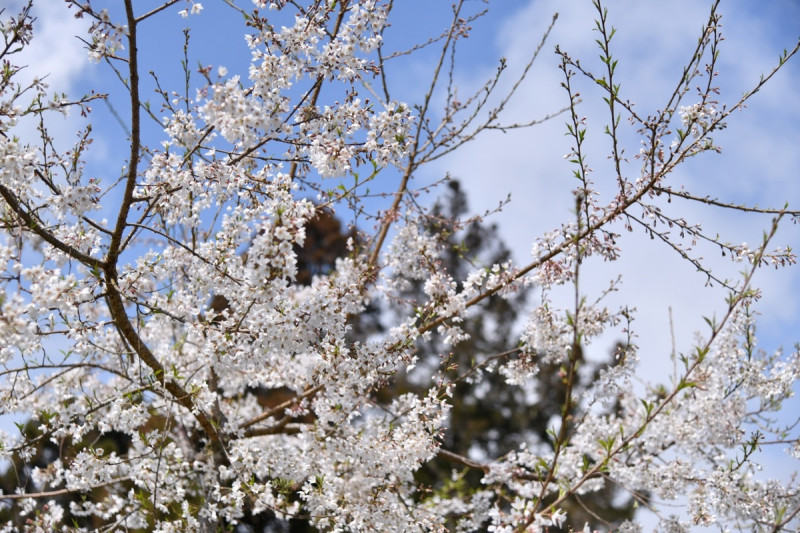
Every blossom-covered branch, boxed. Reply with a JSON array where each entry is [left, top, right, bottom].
[[0, 0, 798, 531]]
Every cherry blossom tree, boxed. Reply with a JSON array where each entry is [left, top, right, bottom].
[[1, 0, 799, 531]]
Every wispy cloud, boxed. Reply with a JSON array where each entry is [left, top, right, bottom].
[[14, 0, 90, 90], [422, 0, 799, 378], [8, 0, 92, 147]]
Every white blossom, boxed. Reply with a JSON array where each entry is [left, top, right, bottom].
[[0, 1, 798, 531]]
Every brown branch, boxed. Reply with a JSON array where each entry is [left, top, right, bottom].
[[420, 13, 560, 164], [239, 385, 323, 430], [436, 449, 489, 473], [135, 0, 181, 23], [102, 277, 227, 454], [653, 187, 799, 216], [93, 0, 228, 461], [106, 0, 142, 266], [0, 183, 104, 270], [367, 2, 468, 270], [366, 163, 412, 271], [771, 502, 800, 533], [0, 478, 128, 501], [243, 421, 307, 438]]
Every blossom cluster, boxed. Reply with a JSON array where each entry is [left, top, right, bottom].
[[0, 1, 798, 532]]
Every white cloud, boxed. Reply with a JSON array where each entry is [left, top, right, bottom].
[[5, 0, 94, 151], [11, 0, 90, 91], [422, 0, 800, 382]]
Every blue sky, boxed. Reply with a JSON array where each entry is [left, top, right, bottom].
[[8, 0, 800, 526], [399, 1, 800, 360]]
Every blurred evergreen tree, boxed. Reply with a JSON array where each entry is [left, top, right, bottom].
[[386, 181, 637, 531]]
